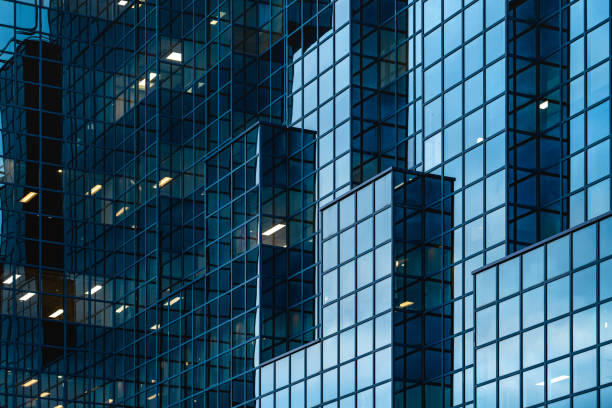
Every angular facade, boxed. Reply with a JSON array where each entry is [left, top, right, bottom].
[[0, 0, 609, 407]]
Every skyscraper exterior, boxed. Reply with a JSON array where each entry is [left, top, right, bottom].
[[0, 0, 609, 407]]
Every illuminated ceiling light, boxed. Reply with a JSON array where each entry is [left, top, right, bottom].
[[118, 0, 128, 5], [210, 19, 218, 25], [476, 137, 484, 143], [539, 99, 549, 110], [153, 176, 173, 189], [19, 192, 37, 203], [54, 405, 64, 408], [49, 309, 64, 319], [605, 321, 609, 328], [22, 379, 38, 387], [19, 292, 35, 301], [550, 375, 570, 384], [163, 296, 181, 306], [86, 285, 103, 295], [535, 381, 545, 386], [40, 392, 50, 397], [89, 184, 102, 195], [115, 305, 128, 313], [150, 324, 160, 330], [57, 169, 63, 173], [218, 11, 226, 17], [165, 51, 182, 62], [262, 223, 286, 236], [399, 301, 414, 308], [147, 394, 157, 400], [3, 274, 22, 285], [116, 207, 128, 217], [138, 72, 157, 90], [108, 398, 114, 403], [394, 181, 405, 190]]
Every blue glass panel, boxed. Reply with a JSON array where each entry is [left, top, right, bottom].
[[476, 343, 496, 383], [499, 296, 519, 337], [573, 307, 596, 351], [499, 335, 519, 376], [523, 286, 544, 328], [573, 224, 597, 268], [476, 382, 495, 406], [476, 305, 496, 345], [547, 236, 570, 278], [601, 301, 612, 342], [574, 391, 597, 408], [523, 367, 544, 406], [587, 0, 609, 28], [587, 101, 610, 144], [465, 36, 484, 76], [548, 277, 569, 319], [339, 362, 355, 396], [476, 267, 496, 307], [523, 327, 544, 368], [587, 23, 610, 67], [547, 317, 570, 359], [601, 344, 612, 384], [523, 247, 544, 288], [499, 375, 520, 408], [464, 0, 483, 40], [573, 349, 596, 392], [573, 266, 596, 309], [547, 357, 570, 400]]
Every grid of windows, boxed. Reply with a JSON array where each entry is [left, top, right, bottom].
[[474, 214, 612, 407], [0, 0, 609, 407]]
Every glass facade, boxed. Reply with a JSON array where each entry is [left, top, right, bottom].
[[474, 214, 612, 407], [0, 0, 608, 407]]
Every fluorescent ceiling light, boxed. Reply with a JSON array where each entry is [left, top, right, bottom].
[[262, 223, 286, 236], [116, 207, 128, 217], [476, 137, 484, 143], [153, 176, 173, 189], [115, 305, 128, 313], [165, 51, 182, 62], [535, 381, 545, 386], [118, 0, 128, 5], [138, 72, 157, 90], [49, 309, 64, 319], [399, 301, 414, 308], [394, 182, 405, 190], [3, 274, 22, 285], [89, 184, 102, 195], [147, 394, 157, 400], [164, 296, 181, 306], [22, 379, 38, 387], [40, 392, 50, 397], [20, 192, 37, 203], [210, 19, 218, 25], [539, 100, 549, 110], [86, 285, 103, 295], [54, 405, 64, 408], [150, 324, 160, 330], [19, 292, 35, 301], [550, 375, 570, 384]]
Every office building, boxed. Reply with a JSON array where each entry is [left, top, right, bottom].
[[0, 0, 609, 407]]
